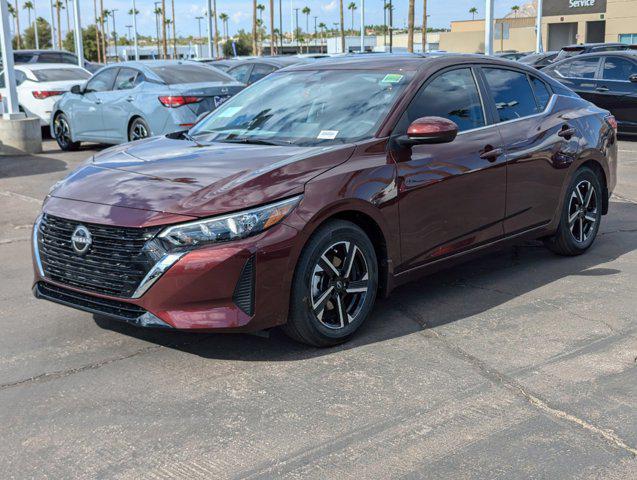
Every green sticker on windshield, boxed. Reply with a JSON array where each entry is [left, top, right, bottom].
[[381, 74, 403, 83]]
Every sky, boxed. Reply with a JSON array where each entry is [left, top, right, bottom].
[[15, 0, 528, 39]]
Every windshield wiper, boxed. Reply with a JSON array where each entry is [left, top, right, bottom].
[[220, 137, 291, 146]]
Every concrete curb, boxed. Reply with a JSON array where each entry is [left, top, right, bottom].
[[0, 117, 42, 156]]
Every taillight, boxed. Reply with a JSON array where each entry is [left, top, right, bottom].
[[158, 96, 203, 108], [32, 90, 65, 99], [605, 114, 618, 131]]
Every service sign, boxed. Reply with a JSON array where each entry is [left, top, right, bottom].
[[543, 0, 607, 16]]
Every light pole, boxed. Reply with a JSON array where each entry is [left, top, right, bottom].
[[206, 0, 214, 57], [278, 0, 283, 51], [126, 24, 132, 39], [536, 0, 543, 53], [313, 15, 317, 47], [72, 0, 83, 67], [111, 9, 118, 61], [388, 0, 393, 53], [196, 16, 203, 42], [154, 2, 161, 59], [132, 0, 139, 60], [360, 0, 364, 53], [33, 0, 40, 49], [294, 7, 299, 49], [49, 0, 57, 49], [484, 0, 494, 55], [0, 0, 21, 117]]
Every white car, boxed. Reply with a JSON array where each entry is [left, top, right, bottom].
[[0, 63, 91, 126]]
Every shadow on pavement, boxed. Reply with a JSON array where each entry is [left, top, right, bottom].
[[0, 153, 68, 179], [94, 200, 637, 361]]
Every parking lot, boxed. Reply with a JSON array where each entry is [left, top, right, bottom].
[[0, 138, 636, 478]]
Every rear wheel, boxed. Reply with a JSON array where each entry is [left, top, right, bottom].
[[128, 117, 150, 142], [53, 113, 81, 151], [282, 220, 378, 347], [545, 167, 602, 256]]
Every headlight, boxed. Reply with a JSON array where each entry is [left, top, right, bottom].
[[158, 195, 301, 250]]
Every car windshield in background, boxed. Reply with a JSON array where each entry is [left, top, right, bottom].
[[190, 70, 414, 146], [150, 64, 233, 84], [555, 48, 584, 61], [33, 68, 91, 81]]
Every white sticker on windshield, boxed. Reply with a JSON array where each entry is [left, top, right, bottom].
[[218, 106, 242, 118], [317, 130, 339, 140]]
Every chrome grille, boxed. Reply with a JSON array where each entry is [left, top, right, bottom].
[[37, 214, 159, 298]]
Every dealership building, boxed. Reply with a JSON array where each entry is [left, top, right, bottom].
[[432, 0, 637, 53]]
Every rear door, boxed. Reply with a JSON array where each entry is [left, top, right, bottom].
[[481, 66, 581, 233], [248, 63, 278, 84], [102, 67, 143, 142], [546, 56, 602, 103], [595, 56, 637, 134], [394, 66, 507, 270]]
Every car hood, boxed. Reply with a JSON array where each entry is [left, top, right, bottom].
[[49, 135, 355, 218]]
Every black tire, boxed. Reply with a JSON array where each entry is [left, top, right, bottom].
[[282, 220, 378, 347], [545, 167, 603, 256], [128, 117, 150, 142], [53, 112, 81, 151]]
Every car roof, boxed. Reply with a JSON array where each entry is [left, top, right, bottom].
[[561, 43, 626, 49], [14, 49, 75, 54], [15, 63, 87, 71], [227, 56, 315, 68], [557, 51, 637, 60]]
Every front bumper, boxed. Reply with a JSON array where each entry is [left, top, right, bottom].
[[33, 210, 302, 332]]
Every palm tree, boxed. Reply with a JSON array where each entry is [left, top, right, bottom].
[[339, 0, 344, 52], [269, 0, 275, 55], [511, 5, 520, 17], [153, 6, 162, 57], [94, 0, 101, 62], [54, 0, 64, 50], [171, 0, 176, 58], [14, 1, 22, 49], [302, 6, 310, 34], [7, 3, 18, 48], [407, 0, 414, 52], [422, 0, 427, 52], [318, 21, 326, 50], [347, 2, 356, 32], [102, 8, 110, 56], [160, 0, 167, 59], [213, 0, 220, 59], [23, 2, 34, 28], [469, 7, 478, 20], [252, 0, 257, 55], [99, 0, 106, 62], [219, 12, 229, 41], [64, 0, 70, 35]]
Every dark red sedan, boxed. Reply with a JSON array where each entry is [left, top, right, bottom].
[[32, 54, 618, 346]]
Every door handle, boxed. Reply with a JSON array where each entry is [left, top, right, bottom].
[[595, 86, 609, 92], [479, 146, 503, 161], [94, 99, 102, 105], [558, 126, 576, 138], [126, 96, 134, 102]]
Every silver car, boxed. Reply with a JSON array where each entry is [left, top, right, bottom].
[[51, 60, 244, 151]]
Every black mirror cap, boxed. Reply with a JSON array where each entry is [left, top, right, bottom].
[[629, 74, 637, 83], [70, 84, 83, 95]]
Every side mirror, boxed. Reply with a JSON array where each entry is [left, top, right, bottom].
[[629, 74, 637, 83], [397, 116, 459, 146], [70, 84, 83, 95]]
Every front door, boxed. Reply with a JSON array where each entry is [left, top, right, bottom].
[[72, 67, 118, 140], [393, 67, 507, 271]]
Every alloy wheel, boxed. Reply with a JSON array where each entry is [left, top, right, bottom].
[[131, 121, 149, 141], [568, 180, 598, 243], [310, 241, 370, 329], [54, 115, 71, 146]]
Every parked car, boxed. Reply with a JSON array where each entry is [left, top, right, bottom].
[[518, 51, 559, 69], [0, 63, 92, 125], [51, 60, 244, 150], [553, 43, 631, 63], [494, 51, 530, 61], [225, 56, 315, 85], [543, 51, 637, 135], [196, 56, 258, 72], [12, 49, 102, 73], [33, 54, 617, 346]]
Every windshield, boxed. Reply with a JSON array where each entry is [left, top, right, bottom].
[[150, 64, 234, 84], [190, 69, 414, 146], [555, 48, 585, 61], [33, 68, 91, 81]]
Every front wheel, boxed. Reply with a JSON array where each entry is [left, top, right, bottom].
[[283, 220, 378, 347], [53, 113, 81, 151], [545, 167, 603, 256]]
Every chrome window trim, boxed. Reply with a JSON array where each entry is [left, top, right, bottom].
[[458, 93, 558, 136]]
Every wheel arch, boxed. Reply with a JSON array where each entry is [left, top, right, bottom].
[[126, 115, 145, 141], [581, 159, 609, 215]]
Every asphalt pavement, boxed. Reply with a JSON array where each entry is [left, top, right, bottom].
[[0, 139, 636, 479]]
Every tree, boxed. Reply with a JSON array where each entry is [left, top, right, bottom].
[[269, 0, 275, 55], [23, 2, 34, 28], [318, 21, 326, 48], [12, 1, 22, 49], [161, 0, 167, 59], [302, 6, 310, 33], [171, 0, 176, 58], [511, 5, 520, 17], [252, 0, 257, 55], [23, 17, 52, 49], [407, 0, 414, 52], [347, 2, 356, 32], [54, 1, 64, 50], [7, 3, 20, 49], [219, 13, 229, 41], [222, 29, 252, 56], [93, 0, 101, 62], [62, 24, 103, 62], [469, 7, 478, 20], [422, 0, 427, 52]]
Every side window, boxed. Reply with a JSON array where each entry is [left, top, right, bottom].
[[249, 64, 277, 84], [38, 52, 64, 63], [602, 57, 637, 81], [15, 70, 28, 86], [530, 76, 552, 111], [227, 64, 252, 84], [115, 68, 139, 90], [568, 57, 600, 79], [61, 53, 78, 64], [483, 68, 539, 121], [85, 68, 118, 93], [403, 68, 485, 132]]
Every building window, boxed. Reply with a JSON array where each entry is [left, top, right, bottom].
[[619, 33, 637, 44]]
